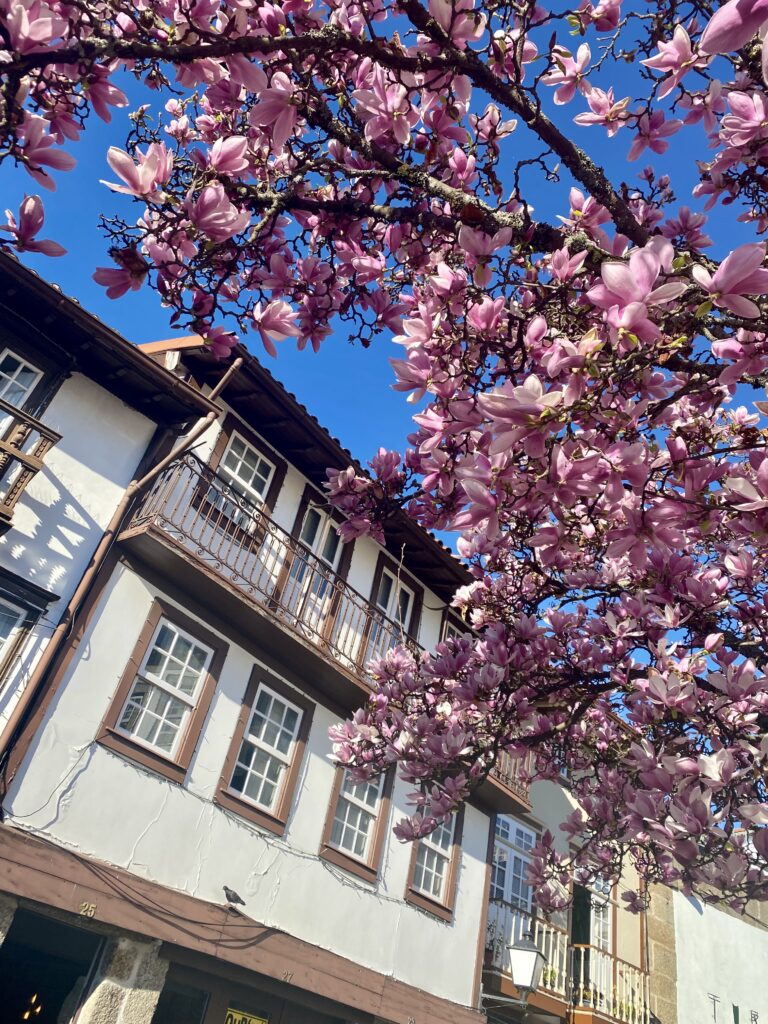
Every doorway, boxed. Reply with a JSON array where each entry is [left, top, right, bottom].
[[0, 908, 103, 1023]]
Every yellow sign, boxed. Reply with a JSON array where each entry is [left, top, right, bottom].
[[225, 1010, 269, 1024]]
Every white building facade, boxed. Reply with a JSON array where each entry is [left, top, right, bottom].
[[0, 258, 703, 1024], [0, 259, 527, 1024]]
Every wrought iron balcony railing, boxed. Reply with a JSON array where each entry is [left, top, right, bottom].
[[122, 453, 532, 802], [486, 899, 650, 1024], [122, 453, 421, 683], [0, 398, 62, 529]]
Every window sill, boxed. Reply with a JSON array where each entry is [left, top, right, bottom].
[[319, 843, 379, 884], [404, 887, 455, 922], [97, 728, 187, 784], [214, 788, 288, 837]]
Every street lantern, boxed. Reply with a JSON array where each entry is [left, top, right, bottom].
[[507, 933, 546, 1001]]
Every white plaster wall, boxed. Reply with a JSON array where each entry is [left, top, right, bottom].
[[1, 373, 154, 601], [673, 890, 768, 1024], [0, 373, 155, 725], [7, 563, 489, 1006]]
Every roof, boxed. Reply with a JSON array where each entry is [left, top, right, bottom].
[[142, 337, 473, 600], [0, 254, 218, 425]]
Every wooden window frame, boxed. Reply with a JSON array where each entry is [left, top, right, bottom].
[[215, 668, 314, 836], [0, 327, 67, 418], [209, 413, 287, 516], [0, 568, 58, 683], [368, 551, 423, 644], [266, 482, 356, 632], [97, 599, 227, 784], [319, 766, 394, 883], [404, 807, 464, 922], [290, 483, 354, 579]]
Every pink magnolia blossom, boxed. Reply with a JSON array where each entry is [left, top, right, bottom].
[[428, 0, 486, 48], [250, 73, 300, 149], [252, 300, 300, 357], [93, 253, 148, 299], [187, 183, 251, 242], [102, 144, 172, 197], [691, 242, 768, 318], [4, 0, 67, 53], [573, 87, 631, 136], [641, 26, 708, 97], [700, 0, 768, 83], [542, 45, 591, 105], [1, 195, 66, 256], [627, 110, 683, 161], [208, 136, 250, 175], [719, 91, 768, 148], [352, 68, 419, 146], [204, 326, 239, 359], [18, 116, 76, 190]]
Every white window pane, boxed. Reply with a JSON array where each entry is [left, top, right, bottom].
[[300, 508, 321, 547], [0, 599, 24, 651], [218, 433, 275, 504], [229, 685, 303, 811], [329, 771, 384, 861], [119, 680, 187, 755], [376, 573, 392, 611], [0, 350, 41, 408], [414, 844, 448, 901]]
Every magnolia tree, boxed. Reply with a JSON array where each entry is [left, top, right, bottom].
[[2, 0, 768, 911]]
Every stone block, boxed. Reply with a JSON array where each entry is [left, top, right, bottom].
[[0, 893, 17, 944]]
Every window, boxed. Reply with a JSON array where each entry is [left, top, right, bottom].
[[330, 772, 383, 859], [0, 569, 58, 686], [98, 601, 226, 783], [375, 569, 413, 631], [366, 556, 421, 664], [0, 349, 42, 410], [116, 620, 213, 757], [443, 619, 464, 642], [590, 877, 613, 951], [228, 684, 303, 812], [491, 818, 537, 910], [0, 598, 26, 660], [216, 670, 314, 836], [320, 768, 392, 881], [284, 503, 342, 633], [219, 432, 275, 506], [206, 415, 287, 522], [406, 810, 463, 919], [413, 817, 455, 901]]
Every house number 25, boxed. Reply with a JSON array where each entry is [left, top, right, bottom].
[[79, 901, 97, 918]]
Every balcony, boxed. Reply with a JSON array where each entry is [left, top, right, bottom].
[[122, 453, 420, 678], [571, 945, 649, 1024], [0, 398, 62, 531], [486, 899, 570, 1001], [120, 454, 531, 807], [485, 899, 649, 1024]]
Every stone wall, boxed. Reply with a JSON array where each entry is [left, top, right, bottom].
[[76, 936, 168, 1024], [646, 886, 678, 1024]]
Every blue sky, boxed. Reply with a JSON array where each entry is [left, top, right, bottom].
[[0, 50, 753, 468]]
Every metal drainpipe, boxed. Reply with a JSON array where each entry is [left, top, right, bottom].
[[0, 357, 243, 769]]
